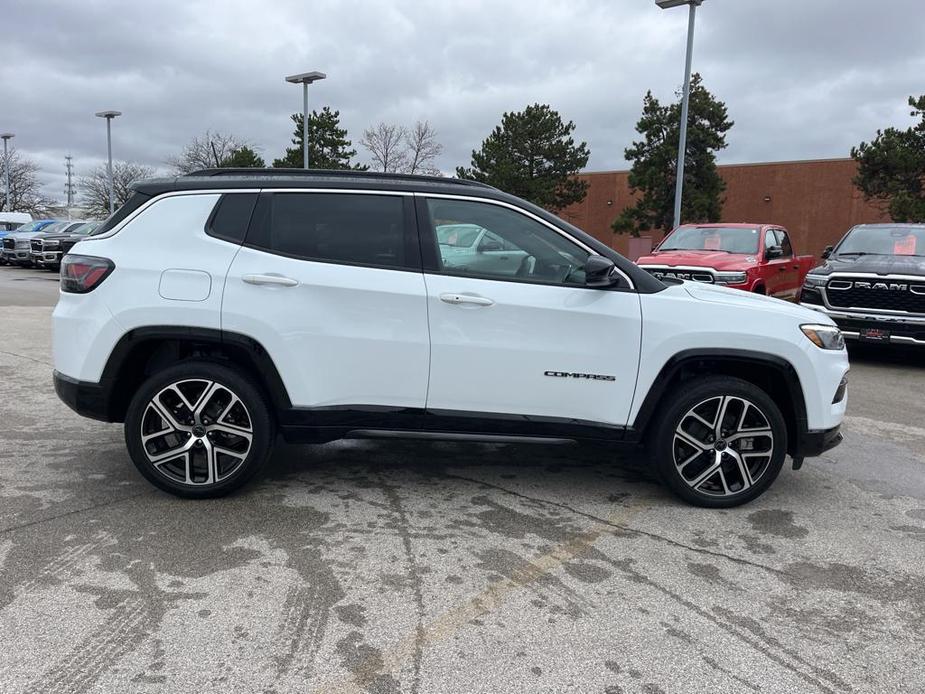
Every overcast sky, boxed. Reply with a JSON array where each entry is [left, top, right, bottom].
[[3, 0, 924, 203]]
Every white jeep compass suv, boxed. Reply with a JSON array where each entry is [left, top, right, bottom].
[[53, 169, 848, 507]]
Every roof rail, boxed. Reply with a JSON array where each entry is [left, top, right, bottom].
[[185, 168, 495, 189]]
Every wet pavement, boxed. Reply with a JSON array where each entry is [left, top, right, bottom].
[[1, 268, 924, 693]]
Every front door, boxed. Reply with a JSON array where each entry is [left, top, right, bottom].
[[419, 195, 642, 436]]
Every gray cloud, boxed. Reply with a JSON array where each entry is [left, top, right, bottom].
[[2, 0, 923, 204]]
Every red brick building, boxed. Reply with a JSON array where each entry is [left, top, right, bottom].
[[558, 158, 890, 261]]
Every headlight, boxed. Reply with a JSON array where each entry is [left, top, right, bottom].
[[715, 271, 747, 285], [43, 240, 59, 248], [801, 324, 845, 350], [803, 274, 827, 289]]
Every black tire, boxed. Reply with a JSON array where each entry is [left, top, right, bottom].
[[649, 376, 787, 508], [124, 360, 275, 498]]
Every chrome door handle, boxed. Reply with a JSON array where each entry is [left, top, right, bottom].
[[439, 292, 494, 307], [242, 274, 299, 287]]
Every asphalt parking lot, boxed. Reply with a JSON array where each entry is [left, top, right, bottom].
[[1, 265, 924, 694]]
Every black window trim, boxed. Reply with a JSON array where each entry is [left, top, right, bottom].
[[415, 192, 637, 292], [241, 188, 422, 273]]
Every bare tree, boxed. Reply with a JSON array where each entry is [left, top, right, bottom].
[[361, 123, 409, 173], [0, 147, 53, 213], [79, 161, 155, 218], [405, 121, 443, 176], [167, 130, 247, 174]]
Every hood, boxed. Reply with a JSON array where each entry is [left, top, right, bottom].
[[33, 232, 78, 242], [636, 250, 754, 270], [683, 281, 833, 323], [810, 253, 925, 278]]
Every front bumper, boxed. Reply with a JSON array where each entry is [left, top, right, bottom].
[[793, 425, 843, 459], [801, 302, 925, 346], [54, 371, 115, 422], [31, 250, 62, 266], [2, 248, 32, 263]]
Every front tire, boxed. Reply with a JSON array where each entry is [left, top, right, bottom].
[[650, 376, 787, 508], [124, 360, 275, 498]]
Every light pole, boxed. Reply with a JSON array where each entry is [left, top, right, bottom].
[[284, 71, 326, 168], [656, 0, 704, 230], [95, 110, 122, 214], [1, 133, 13, 211]]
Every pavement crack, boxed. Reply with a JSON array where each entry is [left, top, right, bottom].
[[0, 349, 53, 367], [0, 491, 152, 535], [442, 473, 788, 578], [380, 475, 424, 694]]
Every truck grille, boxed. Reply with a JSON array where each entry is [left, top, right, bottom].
[[641, 267, 715, 284], [31, 239, 43, 252], [826, 276, 925, 314], [2, 238, 14, 251]]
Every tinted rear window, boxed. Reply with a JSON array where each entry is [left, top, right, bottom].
[[246, 192, 414, 270], [207, 193, 258, 244]]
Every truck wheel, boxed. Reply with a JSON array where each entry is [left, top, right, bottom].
[[124, 360, 275, 498], [649, 376, 787, 508]]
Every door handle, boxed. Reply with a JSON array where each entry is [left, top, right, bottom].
[[778, 267, 786, 272], [242, 274, 299, 287], [440, 292, 494, 307]]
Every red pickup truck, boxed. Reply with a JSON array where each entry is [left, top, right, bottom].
[[635, 223, 814, 301]]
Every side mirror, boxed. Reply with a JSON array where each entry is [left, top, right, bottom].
[[765, 246, 783, 260], [585, 254, 620, 288], [821, 245, 833, 260], [478, 239, 502, 252]]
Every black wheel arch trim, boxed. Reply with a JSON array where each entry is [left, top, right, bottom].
[[92, 326, 292, 421], [628, 348, 809, 453]]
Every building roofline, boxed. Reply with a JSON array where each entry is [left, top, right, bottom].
[[580, 156, 855, 176]]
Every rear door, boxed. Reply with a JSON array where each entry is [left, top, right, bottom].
[[419, 195, 642, 437], [222, 190, 430, 416]]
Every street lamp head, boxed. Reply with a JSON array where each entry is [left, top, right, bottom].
[[0, 133, 13, 140], [656, 0, 703, 8], [95, 110, 122, 119], [285, 71, 327, 85]]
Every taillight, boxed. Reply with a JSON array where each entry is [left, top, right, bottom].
[[60, 255, 115, 293]]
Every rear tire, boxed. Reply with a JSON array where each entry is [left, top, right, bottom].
[[124, 360, 275, 498], [649, 376, 787, 508]]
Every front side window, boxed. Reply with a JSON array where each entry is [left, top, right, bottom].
[[764, 229, 779, 254], [247, 193, 413, 270], [426, 198, 590, 285]]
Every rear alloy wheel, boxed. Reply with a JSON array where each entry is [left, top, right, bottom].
[[125, 361, 274, 498], [651, 376, 787, 507]]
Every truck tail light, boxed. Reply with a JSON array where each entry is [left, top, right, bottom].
[[60, 255, 115, 293]]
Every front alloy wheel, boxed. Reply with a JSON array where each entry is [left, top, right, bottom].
[[673, 395, 775, 497], [125, 361, 274, 498], [652, 376, 787, 507]]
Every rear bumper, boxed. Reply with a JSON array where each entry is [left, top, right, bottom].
[[800, 303, 925, 346], [53, 371, 114, 422]]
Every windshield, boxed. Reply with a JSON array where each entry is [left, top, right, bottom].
[[72, 221, 100, 236], [436, 224, 483, 248], [41, 222, 69, 234], [12, 220, 54, 233], [659, 226, 760, 254], [836, 225, 925, 257]]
